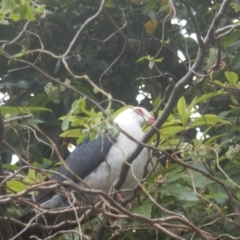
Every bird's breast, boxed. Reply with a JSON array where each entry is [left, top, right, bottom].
[[83, 128, 148, 193]]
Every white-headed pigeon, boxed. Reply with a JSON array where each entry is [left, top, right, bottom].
[[15, 106, 154, 239]]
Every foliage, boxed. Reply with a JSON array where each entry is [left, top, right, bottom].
[[1, 0, 240, 239]]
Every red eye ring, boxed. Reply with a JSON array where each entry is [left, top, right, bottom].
[[134, 108, 143, 115]]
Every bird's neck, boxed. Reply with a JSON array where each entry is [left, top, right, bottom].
[[116, 120, 143, 136]]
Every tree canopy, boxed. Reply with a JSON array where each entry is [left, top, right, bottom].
[[1, 0, 240, 239]]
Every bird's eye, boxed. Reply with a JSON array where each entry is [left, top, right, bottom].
[[134, 108, 143, 115]]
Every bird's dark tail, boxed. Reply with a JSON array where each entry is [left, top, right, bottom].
[[13, 213, 50, 239], [14, 210, 84, 239]]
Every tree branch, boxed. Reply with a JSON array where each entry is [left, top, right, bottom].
[[0, 111, 13, 240]]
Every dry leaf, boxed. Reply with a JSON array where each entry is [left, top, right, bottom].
[[144, 19, 158, 35]]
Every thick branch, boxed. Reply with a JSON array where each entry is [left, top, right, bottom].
[[113, 0, 231, 191], [204, 0, 232, 44], [180, 0, 205, 49], [215, 23, 240, 39]]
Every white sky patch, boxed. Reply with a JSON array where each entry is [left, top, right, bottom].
[[171, 18, 187, 27], [171, 18, 198, 44], [68, 143, 76, 152], [191, 111, 208, 140], [196, 127, 209, 139], [178, 50, 186, 61], [136, 93, 145, 102], [191, 111, 201, 118], [180, 20, 187, 26], [0, 78, 10, 103], [0, 92, 10, 104], [137, 84, 151, 103], [190, 33, 197, 42], [181, 29, 187, 35], [11, 154, 19, 165], [171, 18, 178, 24], [171, 18, 187, 36], [0, 79, 7, 103], [196, 130, 204, 139]]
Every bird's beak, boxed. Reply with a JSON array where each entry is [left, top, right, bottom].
[[147, 117, 155, 125]]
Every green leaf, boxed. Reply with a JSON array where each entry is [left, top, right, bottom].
[[28, 93, 49, 107], [69, 98, 89, 115], [224, 71, 238, 86], [230, 96, 238, 105], [233, 59, 240, 70], [213, 80, 224, 87], [93, 87, 99, 93], [177, 96, 187, 118], [19, 3, 35, 21], [188, 97, 196, 112], [25, 169, 45, 183], [220, 30, 240, 50], [25, 107, 52, 112], [71, 100, 79, 112], [132, 203, 152, 218], [3, 163, 19, 171], [160, 184, 199, 201], [195, 91, 224, 104], [22, 118, 45, 125], [152, 95, 161, 108], [205, 193, 228, 204], [177, 96, 190, 127], [145, 0, 157, 12], [162, 119, 182, 127], [153, 58, 163, 63], [77, 134, 86, 144], [191, 114, 231, 128], [12, 49, 26, 58], [59, 115, 79, 122], [184, 171, 214, 188], [59, 129, 82, 138], [35, 158, 52, 169], [136, 56, 149, 63], [205, 133, 226, 144], [82, 109, 99, 118], [229, 104, 240, 109], [71, 117, 88, 127], [160, 126, 185, 137], [160, 138, 182, 148], [105, 0, 116, 8], [1, 0, 12, 13], [79, 98, 86, 110], [7, 180, 27, 193], [9, 13, 21, 21], [62, 109, 73, 131], [0, 106, 52, 115], [25, 4, 35, 21], [225, 39, 240, 55]]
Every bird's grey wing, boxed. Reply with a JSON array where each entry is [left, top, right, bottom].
[[19, 134, 115, 220], [53, 134, 115, 182]]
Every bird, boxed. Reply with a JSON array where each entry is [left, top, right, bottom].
[[14, 106, 154, 239]]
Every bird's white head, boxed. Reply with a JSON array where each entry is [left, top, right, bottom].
[[114, 107, 155, 127]]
